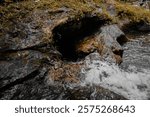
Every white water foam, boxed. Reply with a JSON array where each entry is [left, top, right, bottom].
[[81, 53, 150, 99]]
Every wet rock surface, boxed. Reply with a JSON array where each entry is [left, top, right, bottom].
[[0, 50, 49, 89], [0, 0, 150, 100], [0, 11, 127, 100]]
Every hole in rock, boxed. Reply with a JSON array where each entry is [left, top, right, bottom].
[[116, 35, 128, 46], [53, 16, 105, 61]]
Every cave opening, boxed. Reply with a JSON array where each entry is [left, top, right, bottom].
[[53, 16, 105, 61]]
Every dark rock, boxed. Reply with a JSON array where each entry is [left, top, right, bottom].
[[0, 50, 49, 90], [61, 86, 126, 100], [0, 4, 129, 100], [0, 9, 69, 52], [0, 74, 126, 100], [0, 21, 50, 51], [0, 67, 49, 100], [137, 22, 150, 31]]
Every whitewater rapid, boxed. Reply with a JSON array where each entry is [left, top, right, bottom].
[[80, 51, 150, 100]]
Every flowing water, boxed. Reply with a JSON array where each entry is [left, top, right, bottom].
[[80, 33, 150, 100]]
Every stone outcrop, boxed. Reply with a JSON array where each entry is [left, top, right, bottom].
[[0, 0, 148, 100], [99, 25, 127, 64]]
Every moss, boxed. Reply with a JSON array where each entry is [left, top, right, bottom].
[[76, 36, 99, 54], [48, 63, 81, 83], [114, 1, 150, 23], [0, 0, 110, 35], [0, 0, 150, 34]]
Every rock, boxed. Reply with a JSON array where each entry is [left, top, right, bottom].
[[0, 50, 49, 90], [0, 25, 127, 100], [0, 22, 50, 51], [0, 67, 50, 100], [98, 25, 127, 64], [0, 42, 126, 100], [62, 86, 126, 100], [137, 22, 150, 31], [0, 10, 69, 52], [100, 25, 127, 46], [0, 79, 126, 100], [0, 1, 129, 100]]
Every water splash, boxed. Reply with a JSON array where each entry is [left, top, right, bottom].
[[81, 52, 150, 100]]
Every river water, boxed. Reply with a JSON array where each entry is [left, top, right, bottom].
[[80, 33, 150, 100]]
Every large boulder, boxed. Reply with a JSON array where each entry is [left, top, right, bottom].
[[0, 1, 129, 100]]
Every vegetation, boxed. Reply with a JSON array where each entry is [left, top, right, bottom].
[[0, 0, 150, 32], [115, 1, 150, 23]]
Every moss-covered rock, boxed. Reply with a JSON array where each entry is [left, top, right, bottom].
[[0, 0, 150, 100]]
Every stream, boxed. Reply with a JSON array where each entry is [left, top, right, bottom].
[[80, 33, 150, 100]]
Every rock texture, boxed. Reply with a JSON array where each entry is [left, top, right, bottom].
[[0, 0, 148, 100], [99, 25, 127, 64]]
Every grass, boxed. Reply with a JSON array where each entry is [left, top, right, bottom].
[[0, 0, 112, 32], [115, 1, 150, 23], [0, 0, 150, 33]]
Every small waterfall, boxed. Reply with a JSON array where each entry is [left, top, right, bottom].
[[81, 57, 150, 99], [80, 33, 150, 99]]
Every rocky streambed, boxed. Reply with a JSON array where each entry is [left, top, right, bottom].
[[81, 32, 150, 100], [0, 0, 150, 100]]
